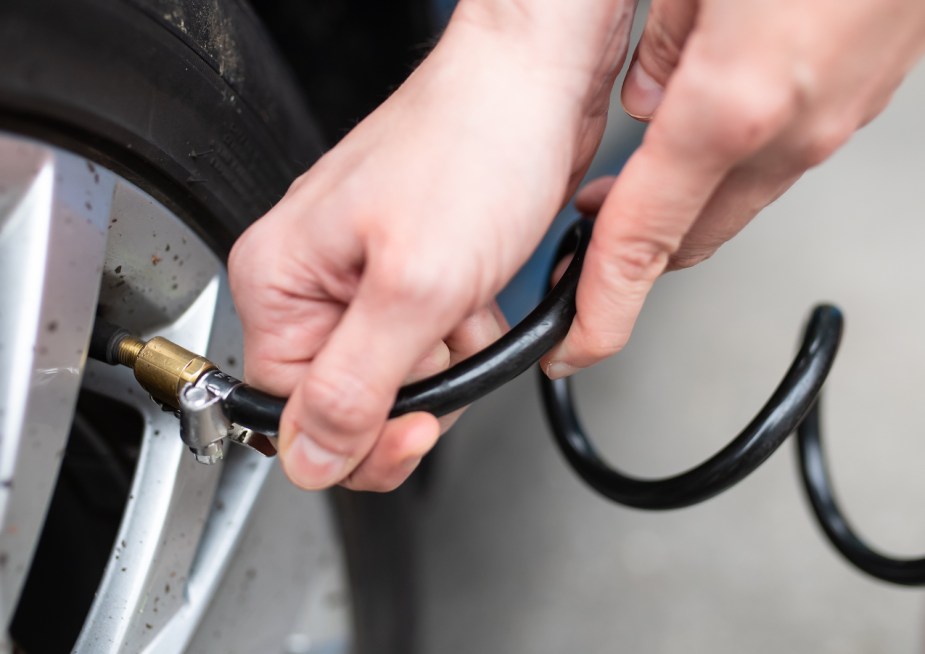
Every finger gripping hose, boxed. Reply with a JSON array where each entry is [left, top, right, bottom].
[[222, 218, 593, 432]]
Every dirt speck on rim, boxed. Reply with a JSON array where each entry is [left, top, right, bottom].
[[151, 255, 162, 266]]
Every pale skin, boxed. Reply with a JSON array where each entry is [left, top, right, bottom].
[[229, 0, 925, 492]]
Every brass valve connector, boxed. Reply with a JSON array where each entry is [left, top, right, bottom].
[[114, 334, 216, 409]]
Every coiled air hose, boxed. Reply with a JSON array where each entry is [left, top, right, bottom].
[[90, 216, 925, 587]]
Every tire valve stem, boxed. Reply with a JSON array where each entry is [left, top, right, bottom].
[[89, 319, 278, 464], [92, 322, 217, 411], [114, 335, 145, 368]]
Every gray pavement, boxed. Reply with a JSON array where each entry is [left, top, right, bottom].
[[419, 56, 925, 654]]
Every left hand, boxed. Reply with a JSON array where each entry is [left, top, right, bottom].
[[543, 0, 925, 377]]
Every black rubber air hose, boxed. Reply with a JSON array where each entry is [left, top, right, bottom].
[[539, 304, 844, 510], [221, 217, 594, 434], [798, 401, 925, 585]]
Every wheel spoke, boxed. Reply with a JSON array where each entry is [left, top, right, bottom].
[[77, 276, 226, 652], [0, 134, 114, 631]]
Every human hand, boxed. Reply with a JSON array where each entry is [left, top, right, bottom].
[[543, 0, 925, 377], [229, 3, 636, 491]]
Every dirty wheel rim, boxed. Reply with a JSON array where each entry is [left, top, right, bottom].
[[0, 131, 352, 653]]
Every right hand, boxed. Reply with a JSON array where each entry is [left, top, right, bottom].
[[228, 4, 637, 491]]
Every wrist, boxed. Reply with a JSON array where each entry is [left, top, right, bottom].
[[449, 0, 635, 98]]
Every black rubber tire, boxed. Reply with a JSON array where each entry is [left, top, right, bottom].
[[0, 1, 418, 652], [0, 0, 324, 256]]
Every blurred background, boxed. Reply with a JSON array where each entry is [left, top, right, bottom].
[[418, 4, 925, 653]]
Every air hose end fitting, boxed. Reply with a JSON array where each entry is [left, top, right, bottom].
[[92, 320, 216, 410]]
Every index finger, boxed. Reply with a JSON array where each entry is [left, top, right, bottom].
[[544, 50, 797, 374]]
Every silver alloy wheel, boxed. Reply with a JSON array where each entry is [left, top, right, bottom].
[[0, 132, 352, 653]]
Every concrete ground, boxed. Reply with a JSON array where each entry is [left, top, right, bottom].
[[419, 52, 925, 654]]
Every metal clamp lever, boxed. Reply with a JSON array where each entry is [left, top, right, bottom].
[[178, 373, 279, 464], [180, 370, 279, 463]]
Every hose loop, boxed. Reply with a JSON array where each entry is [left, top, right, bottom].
[[539, 304, 843, 509], [798, 401, 925, 585]]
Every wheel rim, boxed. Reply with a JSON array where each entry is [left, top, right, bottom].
[[0, 131, 352, 653]]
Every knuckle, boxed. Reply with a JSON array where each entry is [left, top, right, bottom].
[[228, 221, 279, 292], [607, 236, 675, 285], [668, 249, 713, 270], [297, 371, 385, 436], [688, 73, 799, 158], [227, 228, 256, 282], [797, 124, 852, 169], [719, 97, 794, 155], [406, 268, 451, 303], [285, 165, 324, 197], [286, 171, 310, 195], [373, 256, 468, 310]]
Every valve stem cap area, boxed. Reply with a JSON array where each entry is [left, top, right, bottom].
[[88, 319, 137, 365], [116, 334, 145, 367], [104, 331, 216, 409]]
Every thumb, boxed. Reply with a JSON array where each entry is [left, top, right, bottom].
[[622, 0, 698, 120], [278, 265, 463, 490]]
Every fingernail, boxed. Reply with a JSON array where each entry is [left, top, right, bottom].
[[623, 63, 663, 120], [545, 361, 578, 380], [286, 433, 348, 489]]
